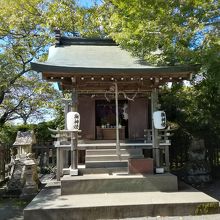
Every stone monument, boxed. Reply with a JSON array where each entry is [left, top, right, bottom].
[[185, 138, 211, 184]]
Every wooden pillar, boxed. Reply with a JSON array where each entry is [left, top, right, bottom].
[[71, 88, 78, 112], [114, 82, 120, 156], [151, 88, 160, 168], [62, 99, 71, 130], [71, 87, 78, 170]]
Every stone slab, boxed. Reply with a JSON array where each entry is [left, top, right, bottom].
[[24, 184, 219, 220], [79, 166, 128, 175], [86, 160, 128, 168], [61, 173, 178, 195]]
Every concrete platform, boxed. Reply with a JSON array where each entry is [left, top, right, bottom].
[[61, 173, 178, 195], [24, 183, 219, 220]]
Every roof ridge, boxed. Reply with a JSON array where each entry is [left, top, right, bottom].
[[57, 36, 117, 46]]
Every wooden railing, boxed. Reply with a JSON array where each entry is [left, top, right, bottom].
[[143, 128, 174, 144]]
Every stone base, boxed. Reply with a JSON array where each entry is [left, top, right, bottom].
[[128, 157, 154, 174], [20, 184, 38, 198], [61, 173, 178, 195], [70, 169, 78, 176], [24, 182, 219, 220], [63, 168, 79, 176]]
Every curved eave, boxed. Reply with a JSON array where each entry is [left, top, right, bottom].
[[31, 62, 199, 75]]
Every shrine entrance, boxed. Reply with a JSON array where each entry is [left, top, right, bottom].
[[95, 100, 128, 140]]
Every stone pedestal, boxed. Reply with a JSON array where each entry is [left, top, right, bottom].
[[7, 156, 39, 197], [7, 159, 24, 194], [21, 159, 39, 197]]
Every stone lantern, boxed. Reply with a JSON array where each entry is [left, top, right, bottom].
[[7, 131, 39, 197], [13, 131, 36, 158]]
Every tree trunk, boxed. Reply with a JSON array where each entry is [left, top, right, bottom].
[[0, 112, 8, 127]]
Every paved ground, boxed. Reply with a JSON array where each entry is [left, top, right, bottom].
[[0, 177, 220, 220]]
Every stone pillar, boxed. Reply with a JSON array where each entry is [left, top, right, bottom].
[[62, 99, 72, 168], [185, 138, 211, 184], [70, 132, 78, 170], [165, 145, 170, 171], [151, 89, 160, 168], [56, 147, 61, 181]]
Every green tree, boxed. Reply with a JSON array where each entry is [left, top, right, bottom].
[[0, 0, 53, 125], [160, 80, 220, 167], [1, 73, 61, 125], [0, 0, 105, 126], [99, 0, 220, 168], [46, 0, 104, 37], [101, 0, 219, 66]]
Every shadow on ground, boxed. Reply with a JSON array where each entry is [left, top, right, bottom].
[[195, 179, 220, 202], [0, 198, 32, 220]]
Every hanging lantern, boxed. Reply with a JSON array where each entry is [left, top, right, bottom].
[[153, 111, 166, 129], [67, 112, 80, 130]]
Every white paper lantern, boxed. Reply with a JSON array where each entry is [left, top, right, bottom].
[[67, 112, 80, 130], [153, 111, 166, 129]]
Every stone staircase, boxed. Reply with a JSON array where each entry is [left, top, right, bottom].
[[24, 144, 220, 220], [24, 174, 220, 220], [80, 146, 143, 174]]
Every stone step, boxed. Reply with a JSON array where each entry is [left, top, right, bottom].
[[86, 160, 128, 168], [61, 173, 178, 195], [86, 148, 143, 156], [85, 154, 130, 162], [79, 167, 128, 175], [24, 182, 219, 220]]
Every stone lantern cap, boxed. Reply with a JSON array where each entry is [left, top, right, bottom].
[[24, 159, 36, 166], [13, 131, 36, 146]]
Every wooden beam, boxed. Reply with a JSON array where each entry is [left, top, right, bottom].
[[43, 71, 192, 81]]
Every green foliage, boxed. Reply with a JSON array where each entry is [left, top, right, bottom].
[[170, 127, 192, 168], [0, 116, 64, 148], [102, 0, 219, 66], [0, 0, 53, 125], [161, 79, 220, 137], [0, 73, 62, 125], [46, 0, 104, 37], [0, 0, 219, 167], [0, 0, 105, 126], [195, 202, 219, 215], [0, 125, 18, 147], [161, 80, 220, 168], [35, 117, 64, 143]]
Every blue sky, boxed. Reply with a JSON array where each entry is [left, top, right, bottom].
[[78, 0, 102, 8]]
